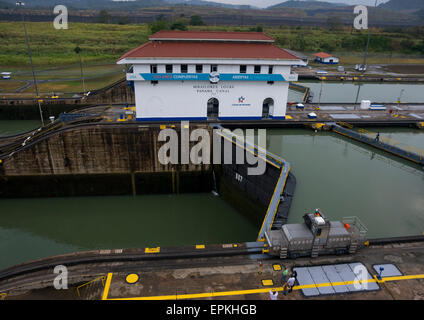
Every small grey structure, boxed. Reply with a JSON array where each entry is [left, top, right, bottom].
[[265, 209, 367, 259]]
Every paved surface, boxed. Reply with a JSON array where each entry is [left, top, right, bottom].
[[100, 242, 424, 300], [3, 241, 424, 300]]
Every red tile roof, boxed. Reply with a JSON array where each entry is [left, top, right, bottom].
[[118, 41, 300, 61], [148, 30, 274, 42], [313, 52, 334, 58]]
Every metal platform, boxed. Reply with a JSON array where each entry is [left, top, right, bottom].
[[373, 264, 403, 277], [293, 262, 380, 297]]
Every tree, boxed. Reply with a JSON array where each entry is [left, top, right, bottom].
[[170, 20, 188, 31], [327, 16, 343, 31], [149, 16, 170, 34], [117, 16, 131, 25], [189, 15, 205, 26], [97, 10, 112, 24]]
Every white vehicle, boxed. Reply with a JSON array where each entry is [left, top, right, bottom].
[[315, 70, 328, 75], [1, 72, 11, 80], [355, 64, 367, 72]]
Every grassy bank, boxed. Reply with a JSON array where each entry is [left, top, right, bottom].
[[0, 21, 423, 94], [1, 22, 424, 68]]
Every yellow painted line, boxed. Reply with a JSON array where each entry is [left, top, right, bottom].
[[102, 273, 113, 300], [195, 245, 205, 249], [269, 166, 290, 228], [383, 274, 424, 281], [145, 247, 160, 253], [105, 273, 424, 300], [257, 165, 286, 240]]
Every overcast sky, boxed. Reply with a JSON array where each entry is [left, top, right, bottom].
[[210, 0, 390, 9]]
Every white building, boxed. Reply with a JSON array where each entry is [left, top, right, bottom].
[[117, 31, 305, 121], [313, 52, 339, 65]]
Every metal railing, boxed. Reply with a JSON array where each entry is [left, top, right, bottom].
[[76, 275, 106, 298], [357, 128, 424, 160], [343, 216, 368, 237]]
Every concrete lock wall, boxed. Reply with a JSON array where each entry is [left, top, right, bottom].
[[0, 124, 212, 197], [213, 135, 283, 228], [0, 124, 282, 229]]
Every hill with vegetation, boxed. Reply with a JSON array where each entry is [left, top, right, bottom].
[[269, 1, 348, 9], [379, 0, 424, 11]]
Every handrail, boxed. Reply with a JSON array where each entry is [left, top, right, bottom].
[[357, 128, 424, 157], [76, 275, 106, 298]]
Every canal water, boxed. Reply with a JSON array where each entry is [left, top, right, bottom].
[[0, 120, 41, 137], [0, 121, 424, 269], [288, 81, 424, 103], [267, 128, 424, 238]]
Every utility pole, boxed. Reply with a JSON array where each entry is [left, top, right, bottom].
[[361, 0, 378, 73], [74, 46, 86, 95], [16, 1, 44, 126]]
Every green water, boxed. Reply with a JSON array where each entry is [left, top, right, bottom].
[[288, 81, 424, 103], [1, 122, 424, 270], [0, 194, 257, 270], [266, 129, 424, 239], [0, 120, 41, 136]]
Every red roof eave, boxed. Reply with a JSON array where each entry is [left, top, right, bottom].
[[118, 41, 300, 62]]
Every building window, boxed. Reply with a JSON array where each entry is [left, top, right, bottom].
[[166, 65, 173, 73], [196, 64, 203, 73], [240, 65, 247, 74], [150, 64, 157, 73], [210, 65, 218, 72], [181, 64, 188, 73], [268, 66, 273, 74], [254, 65, 261, 74]]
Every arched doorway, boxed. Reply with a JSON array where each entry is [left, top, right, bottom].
[[262, 98, 274, 118], [207, 98, 219, 119]]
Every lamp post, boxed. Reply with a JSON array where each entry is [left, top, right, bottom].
[[16, 1, 44, 126], [361, 0, 379, 73], [74, 46, 86, 95]]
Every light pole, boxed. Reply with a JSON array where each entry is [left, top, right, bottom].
[[397, 89, 405, 109], [361, 0, 379, 73], [16, 1, 44, 126], [74, 46, 86, 95]]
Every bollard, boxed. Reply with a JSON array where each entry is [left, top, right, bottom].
[[377, 266, 384, 280], [258, 261, 263, 274]]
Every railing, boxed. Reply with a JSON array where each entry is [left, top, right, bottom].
[[0, 292, 7, 300], [336, 121, 354, 129], [343, 216, 368, 237], [76, 275, 106, 298], [357, 128, 424, 160]]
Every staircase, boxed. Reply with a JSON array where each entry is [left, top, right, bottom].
[[349, 241, 359, 254], [280, 247, 288, 259], [311, 239, 320, 258], [76, 276, 106, 300]]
